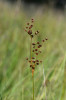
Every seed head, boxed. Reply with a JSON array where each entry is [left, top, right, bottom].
[[37, 42, 40, 44], [35, 49, 38, 51], [32, 57, 35, 59], [32, 67, 35, 69], [27, 23, 29, 25], [39, 51, 41, 53], [36, 63, 39, 65], [32, 61, 35, 63], [31, 18, 34, 20], [40, 61, 42, 63], [32, 43, 35, 45], [26, 27, 28, 29], [36, 53, 38, 55], [30, 65, 32, 67], [36, 60, 39, 62], [31, 35, 33, 38], [45, 38, 48, 40], [28, 30, 32, 35], [29, 61, 31, 63], [42, 40, 45, 42], [33, 50, 34, 52]]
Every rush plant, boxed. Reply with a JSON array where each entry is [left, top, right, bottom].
[[24, 19, 48, 100]]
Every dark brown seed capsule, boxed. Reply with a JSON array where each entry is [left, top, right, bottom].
[[37, 42, 40, 44], [30, 65, 32, 67], [36, 63, 39, 65], [31, 18, 34, 20], [26, 27, 28, 29], [29, 61, 31, 63], [31, 35, 33, 38], [38, 46, 40, 48], [42, 40, 45, 42], [29, 26, 31, 29], [39, 51, 41, 53], [32, 20, 34, 23], [35, 49, 38, 51], [37, 30, 39, 33], [35, 31, 38, 35], [36, 60, 39, 62], [45, 38, 48, 40], [27, 23, 29, 25], [33, 50, 34, 52], [32, 57, 35, 59], [32, 61, 35, 63], [33, 46, 35, 48], [36, 53, 38, 55], [40, 61, 42, 63], [39, 45, 42, 47], [32, 67, 35, 69], [32, 43, 35, 45], [28, 30, 32, 35]]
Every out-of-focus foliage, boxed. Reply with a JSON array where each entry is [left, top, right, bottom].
[[3, 0, 66, 9], [0, 2, 66, 100]]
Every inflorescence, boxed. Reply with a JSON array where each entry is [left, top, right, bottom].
[[24, 19, 48, 76]]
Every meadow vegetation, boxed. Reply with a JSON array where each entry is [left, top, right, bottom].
[[0, 2, 66, 100]]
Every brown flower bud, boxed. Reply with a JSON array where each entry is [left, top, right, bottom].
[[42, 40, 45, 42], [30, 65, 32, 67], [32, 61, 35, 63], [29, 61, 31, 63], [39, 51, 41, 53], [37, 42, 40, 44], [40, 61, 42, 63], [36, 53, 38, 55], [31, 18, 34, 20], [35, 31, 38, 35], [31, 35, 33, 38], [32, 67, 35, 69], [32, 43, 35, 45], [26, 27, 28, 29], [36, 63, 39, 65], [27, 23, 29, 25], [35, 49, 38, 51], [28, 30, 32, 35], [37, 30, 39, 33], [33, 46, 35, 48], [45, 38, 48, 40], [33, 50, 34, 52], [38, 46, 40, 48], [36, 60, 39, 62], [32, 57, 35, 59], [39, 45, 42, 47]]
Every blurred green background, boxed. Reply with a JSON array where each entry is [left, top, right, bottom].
[[0, 1, 66, 100]]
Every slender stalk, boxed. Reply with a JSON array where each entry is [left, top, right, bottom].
[[32, 74, 34, 100], [30, 37, 34, 100], [30, 37, 32, 59]]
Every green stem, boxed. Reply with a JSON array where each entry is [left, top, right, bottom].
[[32, 74, 34, 100], [30, 37, 34, 100], [30, 37, 32, 59]]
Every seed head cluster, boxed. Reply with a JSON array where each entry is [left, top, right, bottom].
[[25, 19, 48, 76]]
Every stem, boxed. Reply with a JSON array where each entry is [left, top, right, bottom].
[[30, 37, 34, 100], [30, 37, 32, 60], [32, 74, 34, 100]]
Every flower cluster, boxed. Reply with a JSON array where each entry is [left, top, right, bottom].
[[25, 19, 48, 76], [24, 19, 39, 38]]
